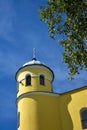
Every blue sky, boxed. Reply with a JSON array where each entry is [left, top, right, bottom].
[[0, 0, 87, 130]]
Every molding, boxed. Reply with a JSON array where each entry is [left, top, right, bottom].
[[16, 91, 59, 105], [17, 73, 52, 83]]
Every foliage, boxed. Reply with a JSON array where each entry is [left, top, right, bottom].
[[39, 0, 87, 79]]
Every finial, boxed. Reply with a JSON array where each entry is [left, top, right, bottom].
[[32, 48, 36, 60]]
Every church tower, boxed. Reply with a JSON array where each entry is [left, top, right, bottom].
[[15, 50, 87, 130], [15, 55, 55, 130]]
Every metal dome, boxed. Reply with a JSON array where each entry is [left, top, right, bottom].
[[23, 58, 45, 66]]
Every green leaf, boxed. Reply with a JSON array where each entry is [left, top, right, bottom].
[[39, 0, 87, 79]]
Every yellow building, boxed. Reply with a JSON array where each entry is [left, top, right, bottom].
[[15, 57, 87, 130]]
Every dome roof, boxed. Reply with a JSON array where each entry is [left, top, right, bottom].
[[23, 58, 45, 66], [15, 58, 54, 82]]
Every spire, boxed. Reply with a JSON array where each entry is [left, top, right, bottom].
[[32, 48, 36, 60]]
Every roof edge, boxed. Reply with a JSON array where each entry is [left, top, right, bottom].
[[15, 63, 54, 82]]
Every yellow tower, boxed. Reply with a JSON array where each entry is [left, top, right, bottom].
[[15, 51, 87, 130], [15, 57, 54, 130]]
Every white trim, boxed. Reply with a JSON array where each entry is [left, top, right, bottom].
[[31, 74, 51, 81], [27, 91, 59, 96], [17, 73, 52, 83], [17, 78, 25, 83], [16, 92, 59, 105], [19, 91, 59, 97], [18, 127, 20, 130]]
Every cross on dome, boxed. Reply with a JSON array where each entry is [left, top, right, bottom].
[[23, 48, 45, 66], [32, 48, 36, 60]]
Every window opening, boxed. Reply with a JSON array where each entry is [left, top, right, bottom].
[[26, 75, 31, 86], [40, 75, 45, 85], [17, 82, 19, 93], [18, 112, 20, 128], [80, 108, 87, 129]]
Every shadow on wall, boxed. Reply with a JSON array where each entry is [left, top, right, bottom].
[[34, 94, 62, 130], [59, 94, 73, 130]]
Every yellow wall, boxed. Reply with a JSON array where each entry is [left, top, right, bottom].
[[16, 64, 57, 130], [17, 93, 61, 130], [16, 65, 53, 97], [16, 63, 87, 130], [59, 87, 87, 130], [17, 87, 87, 130]]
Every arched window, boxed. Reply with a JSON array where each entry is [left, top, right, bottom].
[[18, 112, 20, 128], [26, 74, 31, 86], [80, 108, 87, 129], [17, 82, 19, 93], [40, 75, 45, 85]]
